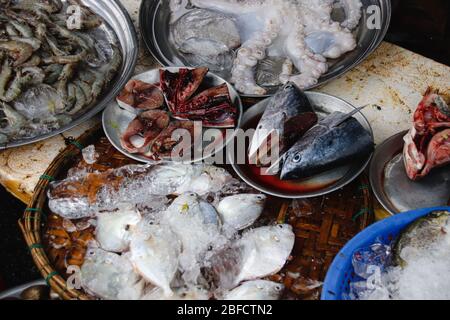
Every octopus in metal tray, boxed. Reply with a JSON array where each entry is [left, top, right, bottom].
[[172, 0, 362, 95]]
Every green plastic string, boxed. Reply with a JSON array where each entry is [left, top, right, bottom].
[[45, 271, 59, 285], [40, 174, 55, 182], [70, 140, 84, 150], [359, 184, 370, 191], [24, 208, 47, 221], [25, 208, 42, 213], [353, 208, 369, 222], [29, 243, 44, 250]]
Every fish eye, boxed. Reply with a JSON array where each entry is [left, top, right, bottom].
[[276, 286, 283, 291], [0, 118, 9, 128], [293, 154, 301, 163], [278, 225, 284, 229], [284, 83, 294, 90]]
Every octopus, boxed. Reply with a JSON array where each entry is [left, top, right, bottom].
[[174, 0, 362, 95]]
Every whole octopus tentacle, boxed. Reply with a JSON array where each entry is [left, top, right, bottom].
[[231, 34, 271, 95], [279, 58, 294, 84], [282, 22, 329, 89], [337, 0, 363, 30], [301, 5, 358, 59], [230, 9, 283, 95]]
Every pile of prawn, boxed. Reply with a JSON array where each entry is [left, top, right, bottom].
[[0, 0, 122, 144]]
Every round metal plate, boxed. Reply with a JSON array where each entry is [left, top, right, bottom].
[[370, 131, 450, 215], [0, 280, 47, 300], [103, 67, 243, 164], [1, 0, 138, 150], [139, 0, 391, 98], [230, 92, 374, 199]]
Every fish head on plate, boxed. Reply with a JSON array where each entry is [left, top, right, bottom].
[[403, 88, 450, 180], [281, 111, 375, 180], [248, 82, 318, 165], [234, 83, 374, 198]]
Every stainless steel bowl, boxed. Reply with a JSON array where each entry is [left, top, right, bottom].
[[140, 0, 391, 98], [0, 280, 47, 300], [370, 131, 450, 215], [103, 67, 243, 164], [1, 0, 138, 150], [230, 92, 374, 199]]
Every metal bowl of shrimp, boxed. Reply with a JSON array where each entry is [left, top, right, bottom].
[[0, 0, 138, 149]]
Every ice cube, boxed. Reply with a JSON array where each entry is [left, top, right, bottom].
[[352, 241, 391, 279], [82, 145, 99, 165]]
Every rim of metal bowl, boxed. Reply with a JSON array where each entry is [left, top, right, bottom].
[[369, 130, 408, 216], [0, 280, 47, 300], [139, 0, 392, 99], [102, 67, 244, 164], [0, 0, 139, 150], [229, 92, 374, 199]]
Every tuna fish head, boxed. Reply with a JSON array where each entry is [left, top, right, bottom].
[[248, 83, 318, 166], [280, 112, 374, 180]]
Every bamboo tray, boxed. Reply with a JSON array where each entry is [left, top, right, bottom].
[[20, 125, 374, 300]]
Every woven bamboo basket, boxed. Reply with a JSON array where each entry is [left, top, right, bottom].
[[20, 125, 374, 300]]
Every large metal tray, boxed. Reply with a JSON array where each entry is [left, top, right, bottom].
[[1, 0, 138, 150], [140, 0, 391, 97]]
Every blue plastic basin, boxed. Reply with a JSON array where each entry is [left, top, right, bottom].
[[321, 206, 450, 300]]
